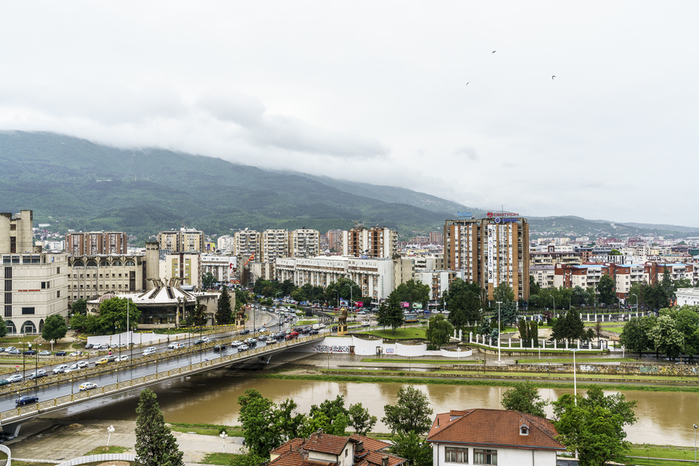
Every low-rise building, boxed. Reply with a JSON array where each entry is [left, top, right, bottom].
[[427, 409, 564, 466]]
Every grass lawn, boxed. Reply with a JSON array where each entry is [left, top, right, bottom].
[[516, 357, 636, 363], [203, 452, 240, 465], [296, 320, 317, 326], [168, 422, 243, 437], [621, 444, 699, 465], [361, 358, 480, 364], [85, 445, 129, 454], [359, 328, 426, 340]]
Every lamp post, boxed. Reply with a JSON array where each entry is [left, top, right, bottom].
[[496, 302, 502, 363], [220, 431, 228, 451], [631, 294, 638, 315], [693, 424, 697, 463], [107, 425, 115, 447], [571, 348, 579, 406], [34, 344, 40, 389], [21, 341, 26, 379]]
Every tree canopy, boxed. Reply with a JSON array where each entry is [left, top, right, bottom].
[[135, 388, 184, 466], [553, 386, 637, 466], [596, 274, 617, 306], [215, 289, 233, 325], [500, 381, 547, 417], [550, 309, 586, 344], [382, 386, 433, 435], [425, 314, 454, 347], [326, 278, 362, 306], [446, 278, 482, 328], [377, 292, 404, 333], [42, 314, 68, 341], [392, 279, 430, 310]]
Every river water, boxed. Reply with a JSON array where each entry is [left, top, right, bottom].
[[58, 368, 699, 446]]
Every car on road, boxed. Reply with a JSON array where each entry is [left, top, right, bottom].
[[27, 370, 47, 380], [23, 349, 36, 355], [79, 382, 97, 391], [95, 357, 110, 366], [201, 336, 210, 342], [194, 339, 205, 345], [53, 364, 69, 374], [362, 321, 370, 327], [240, 329, 250, 335], [4, 347, 15, 352], [310, 330, 319, 335], [238, 344, 249, 351], [55, 351, 67, 356], [69, 351, 83, 357], [117, 355, 129, 362], [77, 361, 89, 368], [213, 344, 226, 352], [230, 340, 242, 347], [258, 335, 268, 342], [15, 395, 38, 406], [143, 347, 156, 356], [6, 374, 23, 383], [168, 342, 186, 349], [65, 364, 81, 373], [39, 350, 52, 356]]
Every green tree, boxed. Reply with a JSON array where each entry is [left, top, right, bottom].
[[229, 450, 268, 466], [500, 381, 547, 417], [215, 289, 233, 325], [135, 388, 184, 466], [70, 314, 87, 333], [98, 297, 140, 334], [493, 282, 515, 303], [326, 278, 362, 306], [648, 313, 685, 359], [661, 268, 676, 303], [446, 279, 482, 329], [291, 288, 306, 303], [238, 389, 284, 457], [42, 314, 68, 341], [187, 299, 208, 327], [425, 314, 454, 347], [619, 316, 656, 357], [377, 292, 404, 333], [393, 279, 431, 310], [70, 298, 87, 316], [517, 319, 538, 348], [571, 286, 588, 307], [388, 431, 432, 466], [553, 386, 637, 466], [673, 306, 699, 357], [348, 402, 377, 435], [202, 272, 216, 290], [596, 274, 617, 306], [0, 315, 8, 338], [550, 309, 586, 345], [276, 398, 306, 441], [499, 301, 518, 326], [529, 276, 541, 297], [382, 386, 433, 435]]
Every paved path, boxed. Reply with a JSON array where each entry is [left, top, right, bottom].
[[5, 419, 244, 465]]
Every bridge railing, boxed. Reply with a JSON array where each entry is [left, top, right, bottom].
[[0, 334, 321, 423]]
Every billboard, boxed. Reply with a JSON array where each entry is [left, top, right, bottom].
[[340, 299, 349, 307], [401, 302, 410, 308], [354, 301, 364, 308], [412, 302, 423, 309]]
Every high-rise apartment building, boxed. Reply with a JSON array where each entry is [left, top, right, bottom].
[[326, 229, 342, 252], [444, 214, 530, 301], [261, 229, 290, 262], [291, 228, 320, 258], [342, 226, 397, 259], [234, 229, 261, 258], [66, 231, 128, 255], [157, 228, 204, 253]]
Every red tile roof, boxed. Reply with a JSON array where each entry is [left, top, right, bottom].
[[362, 450, 407, 466], [426, 409, 564, 451], [272, 450, 335, 466], [272, 438, 307, 456], [305, 432, 350, 455], [349, 434, 391, 452]]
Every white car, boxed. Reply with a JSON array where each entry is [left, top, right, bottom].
[[79, 382, 97, 391], [64, 364, 80, 373], [77, 360, 89, 368], [238, 344, 249, 351], [143, 347, 156, 356], [168, 342, 185, 349], [53, 364, 69, 374], [117, 355, 129, 362]]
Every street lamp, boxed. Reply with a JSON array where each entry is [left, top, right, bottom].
[[34, 344, 40, 389], [107, 425, 115, 447], [20, 341, 26, 379], [631, 294, 638, 315], [220, 431, 228, 451], [496, 302, 502, 363], [693, 424, 698, 463], [571, 348, 579, 406]]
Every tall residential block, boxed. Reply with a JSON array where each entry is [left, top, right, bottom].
[[0, 210, 33, 254], [342, 226, 397, 259], [291, 228, 320, 258], [66, 231, 128, 255], [261, 229, 290, 263], [444, 214, 530, 301], [234, 229, 261, 258], [157, 228, 204, 253]]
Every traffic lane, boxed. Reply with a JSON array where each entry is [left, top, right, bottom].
[[0, 339, 273, 411]]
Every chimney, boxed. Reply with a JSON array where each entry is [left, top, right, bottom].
[[382, 456, 389, 466], [356, 441, 364, 452]]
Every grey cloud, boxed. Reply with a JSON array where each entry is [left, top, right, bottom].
[[196, 90, 265, 127], [453, 146, 479, 161]]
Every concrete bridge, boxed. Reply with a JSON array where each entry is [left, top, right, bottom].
[[0, 333, 323, 436]]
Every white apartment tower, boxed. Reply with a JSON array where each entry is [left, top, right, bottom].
[[234, 229, 261, 258], [261, 229, 290, 263], [291, 228, 320, 258]]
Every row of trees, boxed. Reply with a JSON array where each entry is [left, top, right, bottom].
[[620, 305, 699, 359], [251, 277, 367, 306]]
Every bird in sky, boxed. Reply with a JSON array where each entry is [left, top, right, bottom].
[[466, 82, 470, 86], [552, 75, 556, 80], [492, 50, 496, 53]]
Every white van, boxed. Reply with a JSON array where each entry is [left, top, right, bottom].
[[143, 346, 157, 356]]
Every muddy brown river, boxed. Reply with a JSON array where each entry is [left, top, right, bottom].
[[57, 367, 699, 446]]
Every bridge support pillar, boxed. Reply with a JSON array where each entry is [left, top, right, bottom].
[[2, 421, 23, 438]]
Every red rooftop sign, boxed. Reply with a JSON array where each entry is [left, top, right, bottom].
[[487, 212, 519, 217]]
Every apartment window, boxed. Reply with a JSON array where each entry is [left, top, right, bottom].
[[21, 307, 35, 315], [473, 449, 497, 465], [4, 293, 11, 304], [57, 291, 60, 298], [445, 447, 469, 463], [4, 305, 10, 317], [4, 267, 11, 279], [4, 280, 10, 292], [57, 267, 60, 274]]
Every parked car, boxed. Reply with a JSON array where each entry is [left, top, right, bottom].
[[15, 395, 38, 406], [84, 343, 94, 349], [4, 347, 15, 352], [53, 364, 69, 374], [27, 370, 47, 380], [79, 382, 97, 391], [23, 350, 36, 355], [6, 349, 20, 355], [6, 374, 23, 383], [55, 351, 67, 356], [39, 350, 52, 356]]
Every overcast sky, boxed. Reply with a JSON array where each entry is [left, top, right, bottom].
[[1, 1, 697, 226]]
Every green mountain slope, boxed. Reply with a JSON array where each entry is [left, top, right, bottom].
[[0, 131, 450, 240]]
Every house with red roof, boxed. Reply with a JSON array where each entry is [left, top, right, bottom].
[[270, 431, 406, 466], [426, 409, 565, 466]]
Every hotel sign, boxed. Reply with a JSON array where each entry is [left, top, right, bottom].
[[487, 212, 519, 217], [456, 211, 473, 219], [487, 224, 495, 284]]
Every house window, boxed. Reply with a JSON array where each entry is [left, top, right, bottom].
[[474, 449, 497, 465], [21, 307, 35, 315], [445, 447, 468, 463]]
